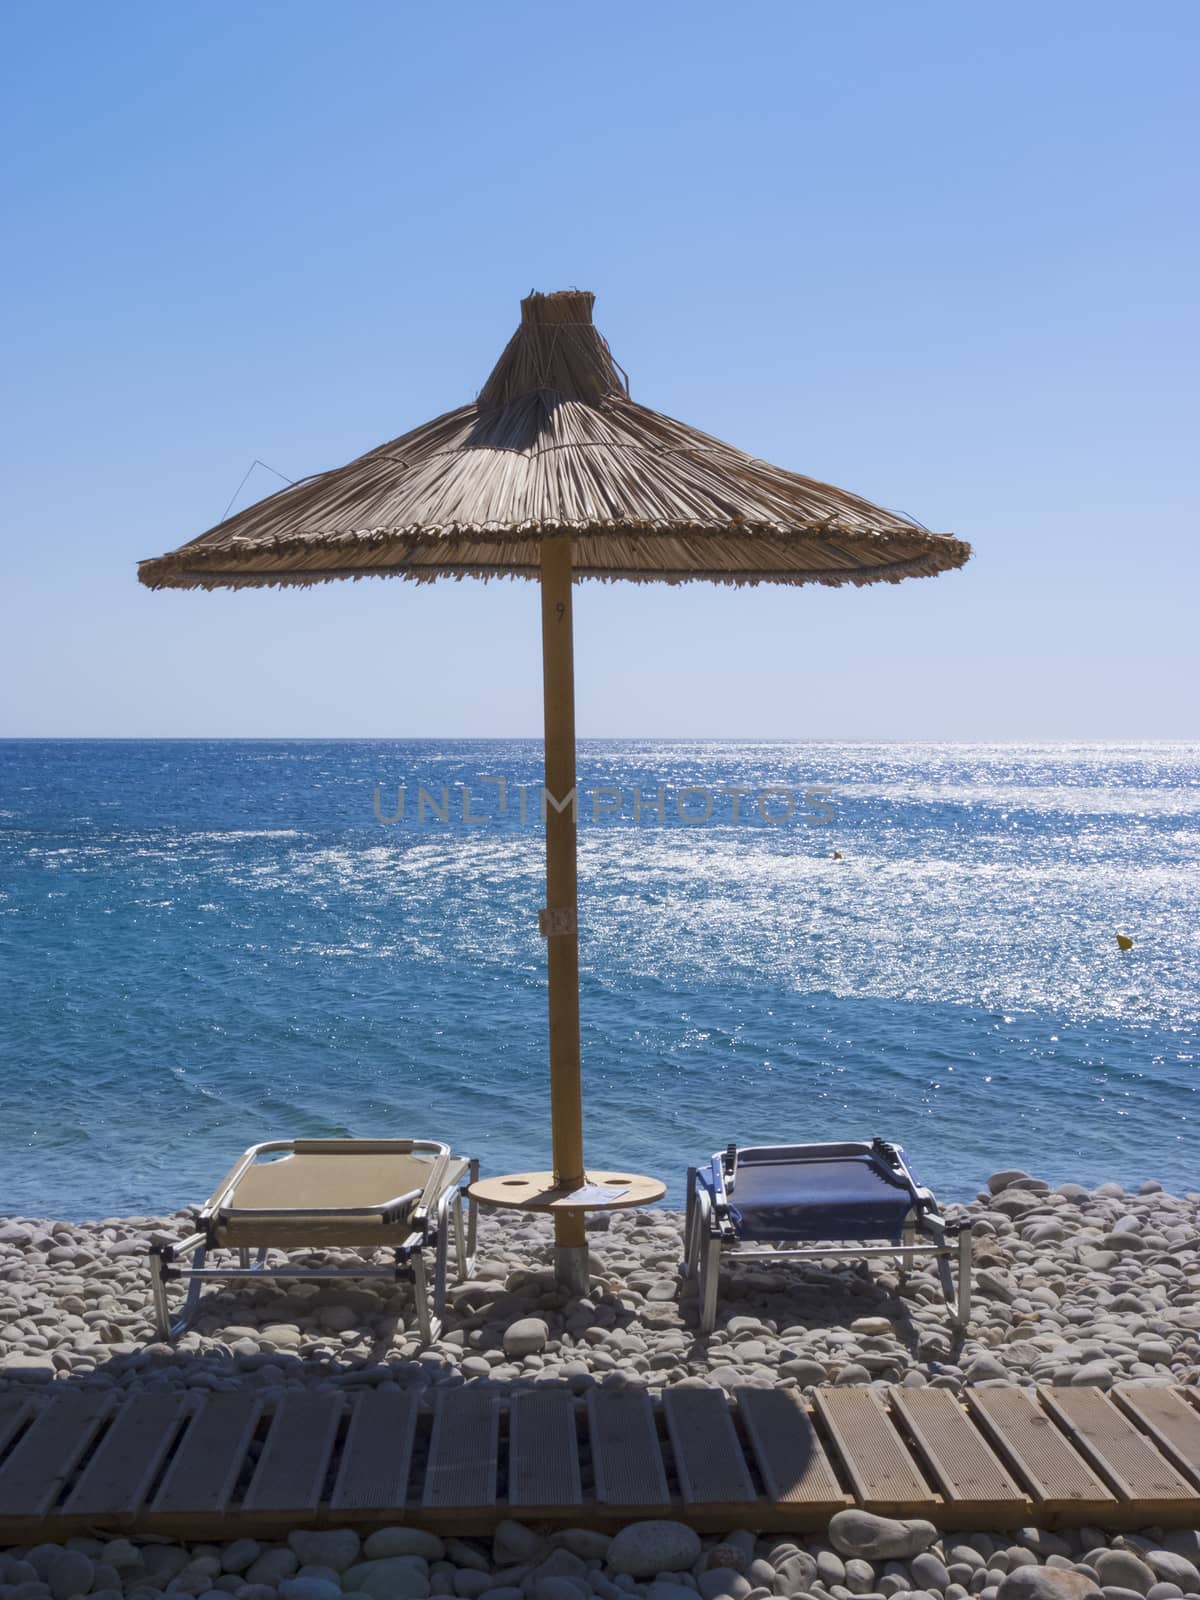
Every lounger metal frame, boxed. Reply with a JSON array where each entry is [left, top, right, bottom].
[[681, 1138, 972, 1335], [149, 1139, 479, 1344]]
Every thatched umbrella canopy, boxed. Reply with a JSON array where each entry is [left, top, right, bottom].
[[140, 290, 970, 1288], [139, 290, 967, 592]]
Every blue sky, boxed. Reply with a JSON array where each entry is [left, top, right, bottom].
[[1, 1, 1195, 738]]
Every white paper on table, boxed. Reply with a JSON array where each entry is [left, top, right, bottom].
[[569, 1183, 631, 1204]]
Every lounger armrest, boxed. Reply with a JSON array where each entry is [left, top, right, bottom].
[[873, 1137, 939, 1218], [382, 1185, 426, 1222], [292, 1138, 450, 1156], [150, 1232, 205, 1267], [410, 1150, 458, 1232], [708, 1155, 732, 1221], [722, 1143, 738, 1191], [207, 1142, 285, 1217]]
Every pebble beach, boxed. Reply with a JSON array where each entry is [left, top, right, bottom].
[[3, 1169, 1199, 1600], [2, 1170, 1197, 1394], [5, 1517, 1200, 1600]]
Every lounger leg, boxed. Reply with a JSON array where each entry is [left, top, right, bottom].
[[149, 1248, 170, 1340], [681, 1206, 697, 1283], [681, 1167, 703, 1282], [465, 1158, 479, 1274], [433, 1193, 451, 1325], [955, 1226, 972, 1326], [171, 1255, 206, 1338], [453, 1193, 467, 1282], [924, 1217, 956, 1312], [681, 1167, 697, 1280], [150, 1238, 207, 1341], [411, 1250, 434, 1345], [687, 1203, 705, 1284], [699, 1233, 721, 1336], [238, 1248, 251, 1268], [898, 1220, 917, 1289]]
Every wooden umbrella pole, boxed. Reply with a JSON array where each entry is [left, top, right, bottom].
[[539, 537, 588, 1291]]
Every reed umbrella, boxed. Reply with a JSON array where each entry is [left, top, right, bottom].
[[140, 289, 971, 1289]]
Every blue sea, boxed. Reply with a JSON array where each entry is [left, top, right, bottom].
[[0, 739, 1197, 1218]]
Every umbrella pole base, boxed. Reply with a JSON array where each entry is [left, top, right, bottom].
[[465, 1171, 667, 1301], [554, 1243, 590, 1296]]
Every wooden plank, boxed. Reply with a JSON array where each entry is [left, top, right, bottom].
[[0, 1393, 35, 1462], [151, 1392, 263, 1519], [1042, 1386, 1199, 1516], [64, 1393, 188, 1520], [1115, 1384, 1200, 1488], [508, 1388, 581, 1511], [0, 1390, 113, 1521], [663, 1386, 756, 1507], [7, 1380, 1200, 1538], [814, 1387, 938, 1515], [242, 1392, 343, 1516], [330, 1391, 418, 1514], [967, 1386, 1117, 1518], [735, 1387, 849, 1516], [891, 1387, 1031, 1524], [588, 1388, 671, 1512], [422, 1389, 498, 1512]]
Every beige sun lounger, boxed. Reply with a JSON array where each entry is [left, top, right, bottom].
[[149, 1138, 478, 1343]]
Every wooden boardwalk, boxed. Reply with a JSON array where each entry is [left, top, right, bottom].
[[1, 1384, 1198, 1541]]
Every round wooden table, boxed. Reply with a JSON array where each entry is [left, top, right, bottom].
[[468, 1169, 666, 1214]]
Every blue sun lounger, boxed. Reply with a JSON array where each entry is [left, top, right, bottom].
[[682, 1138, 971, 1334]]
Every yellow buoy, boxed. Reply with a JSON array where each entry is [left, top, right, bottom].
[[1116, 933, 1133, 951]]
